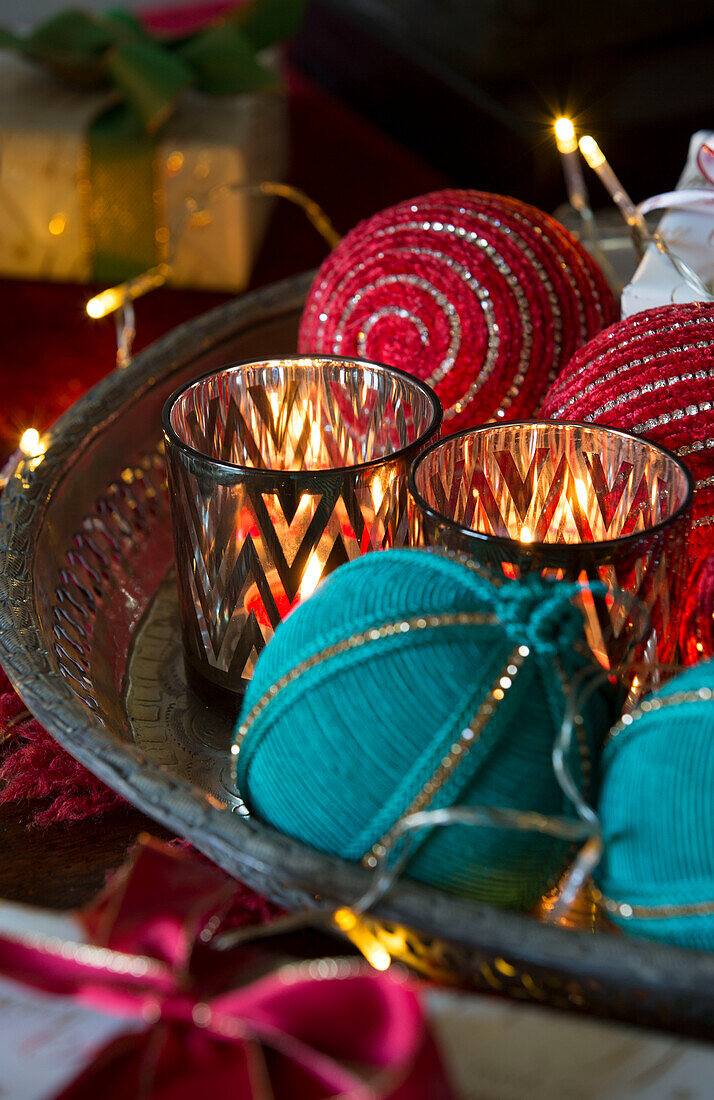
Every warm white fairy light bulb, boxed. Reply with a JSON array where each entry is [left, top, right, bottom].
[[19, 428, 43, 457], [578, 135, 604, 169], [554, 118, 592, 219], [554, 117, 577, 154]]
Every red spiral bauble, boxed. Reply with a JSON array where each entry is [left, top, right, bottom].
[[299, 190, 617, 430], [541, 303, 714, 560]]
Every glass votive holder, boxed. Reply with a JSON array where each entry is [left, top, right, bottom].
[[408, 421, 693, 670], [163, 355, 442, 700]]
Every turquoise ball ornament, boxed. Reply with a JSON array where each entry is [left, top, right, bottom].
[[233, 550, 616, 910], [597, 660, 714, 949]]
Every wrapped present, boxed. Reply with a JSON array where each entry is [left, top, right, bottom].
[[0, 836, 452, 1100], [3, 836, 714, 1098], [0, 7, 291, 291]]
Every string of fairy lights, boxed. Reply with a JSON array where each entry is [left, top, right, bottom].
[[10, 125, 712, 464], [556, 118, 713, 300]]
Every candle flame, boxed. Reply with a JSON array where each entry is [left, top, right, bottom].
[[299, 553, 322, 599], [579, 135, 605, 169], [309, 420, 321, 458], [574, 477, 589, 513], [372, 476, 385, 513], [554, 117, 577, 154], [520, 525, 533, 544]]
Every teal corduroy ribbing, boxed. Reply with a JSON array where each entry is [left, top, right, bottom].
[[234, 549, 615, 910], [597, 659, 714, 949]]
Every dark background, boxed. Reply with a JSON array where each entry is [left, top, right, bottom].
[[292, 0, 714, 209]]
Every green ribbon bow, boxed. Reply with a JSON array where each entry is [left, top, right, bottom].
[[0, 1, 303, 282]]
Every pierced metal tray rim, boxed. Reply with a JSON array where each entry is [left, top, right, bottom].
[[1, 272, 713, 1010]]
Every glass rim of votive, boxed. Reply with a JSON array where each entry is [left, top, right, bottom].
[[162, 354, 443, 479], [408, 419, 694, 562]]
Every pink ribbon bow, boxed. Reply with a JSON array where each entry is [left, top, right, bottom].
[[0, 837, 452, 1099]]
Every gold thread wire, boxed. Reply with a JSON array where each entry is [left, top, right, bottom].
[[86, 182, 340, 321]]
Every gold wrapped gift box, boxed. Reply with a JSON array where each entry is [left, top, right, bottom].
[[0, 54, 287, 291]]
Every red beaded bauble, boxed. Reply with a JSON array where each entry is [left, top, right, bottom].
[[541, 303, 714, 560], [680, 552, 714, 664], [299, 190, 617, 430]]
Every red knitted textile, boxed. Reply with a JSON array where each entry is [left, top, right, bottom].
[[541, 303, 714, 560], [680, 551, 714, 664], [0, 668, 127, 825], [0, 670, 282, 928], [299, 189, 617, 431]]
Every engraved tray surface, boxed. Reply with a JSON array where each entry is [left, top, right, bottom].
[[2, 273, 713, 1035]]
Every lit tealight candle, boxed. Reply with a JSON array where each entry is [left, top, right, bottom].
[[409, 420, 693, 671], [163, 356, 441, 697]]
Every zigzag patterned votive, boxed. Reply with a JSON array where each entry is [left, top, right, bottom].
[[162, 356, 441, 699], [408, 421, 693, 670]]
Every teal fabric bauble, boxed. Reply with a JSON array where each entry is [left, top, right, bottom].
[[597, 660, 714, 949], [233, 549, 616, 910]]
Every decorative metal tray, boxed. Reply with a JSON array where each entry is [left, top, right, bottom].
[[1, 273, 713, 1037]]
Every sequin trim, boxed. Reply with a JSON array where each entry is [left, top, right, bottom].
[[678, 435, 714, 457], [340, 272, 462, 386], [390, 247, 498, 389], [545, 316, 712, 405], [608, 686, 713, 742], [361, 642, 531, 868], [232, 611, 500, 758], [547, 354, 714, 421], [595, 887, 714, 921], [358, 307, 430, 351], [375, 220, 537, 419]]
